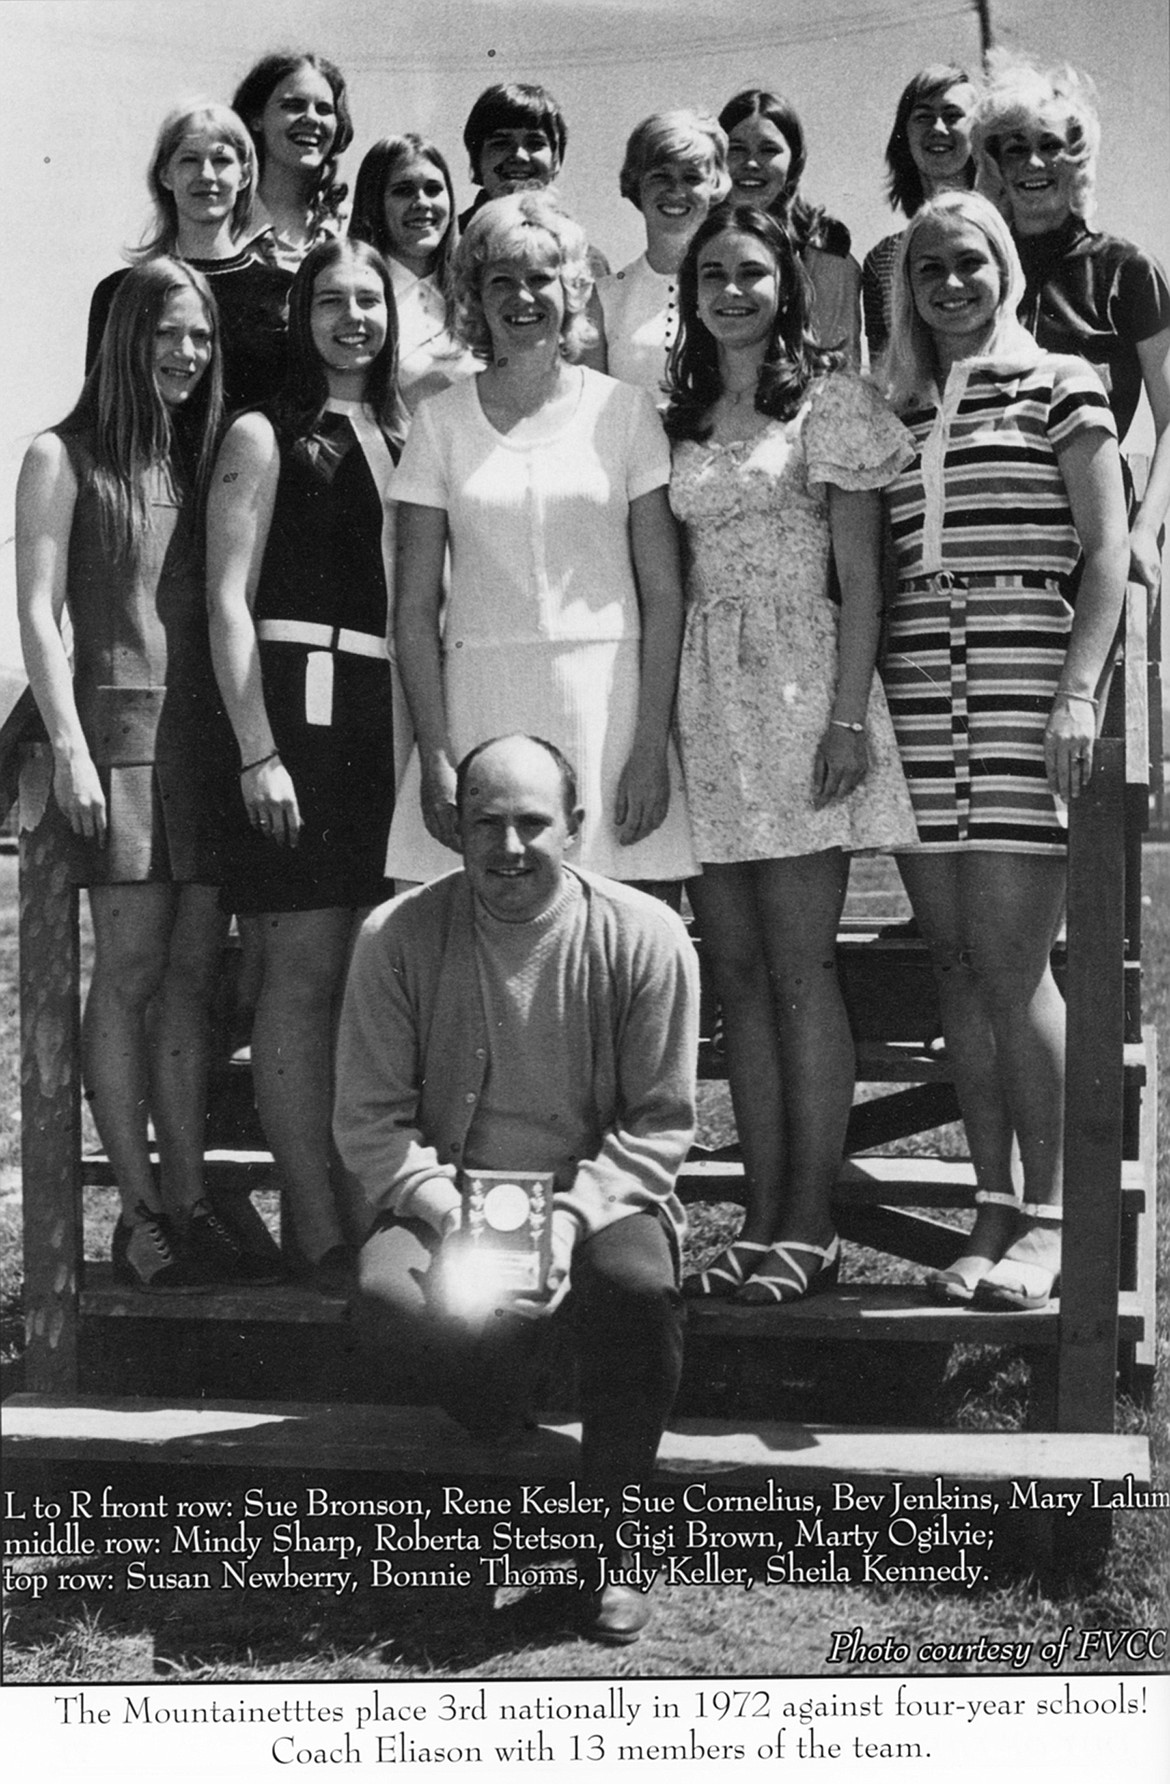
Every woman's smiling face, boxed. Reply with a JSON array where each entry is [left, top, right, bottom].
[[255, 62, 338, 179], [382, 153, 451, 272], [695, 229, 782, 352], [908, 215, 1002, 353], [726, 115, 793, 210], [905, 82, 977, 187], [309, 257, 388, 384], [160, 128, 247, 231], [480, 234, 566, 359], [995, 112, 1078, 234], [638, 152, 720, 243]]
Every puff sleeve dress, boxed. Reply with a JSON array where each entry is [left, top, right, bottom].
[[669, 372, 917, 863]]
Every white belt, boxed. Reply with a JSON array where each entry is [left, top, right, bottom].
[[257, 618, 387, 660]]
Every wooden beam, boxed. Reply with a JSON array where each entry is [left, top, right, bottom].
[[19, 756, 83, 1394], [2, 1394, 1151, 1487], [1057, 738, 1125, 1432]]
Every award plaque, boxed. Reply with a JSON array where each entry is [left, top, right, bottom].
[[459, 1169, 555, 1300]]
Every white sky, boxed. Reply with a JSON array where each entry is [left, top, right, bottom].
[[1, 0, 1167, 686]]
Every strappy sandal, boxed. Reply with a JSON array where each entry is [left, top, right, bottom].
[[929, 1191, 1024, 1305], [735, 1234, 841, 1305], [972, 1203, 1062, 1311], [682, 1238, 770, 1300]]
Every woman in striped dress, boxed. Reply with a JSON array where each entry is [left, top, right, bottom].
[[880, 192, 1129, 1309]]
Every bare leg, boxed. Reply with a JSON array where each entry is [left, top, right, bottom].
[[149, 883, 228, 1217], [960, 853, 1067, 1299], [84, 884, 177, 1221], [899, 850, 1067, 1297], [686, 852, 850, 1300], [688, 865, 787, 1246], [752, 850, 851, 1252], [898, 852, 1024, 1291], [250, 906, 356, 1264]]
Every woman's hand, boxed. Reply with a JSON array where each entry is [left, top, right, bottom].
[[420, 752, 460, 851], [1044, 692, 1098, 801], [241, 753, 301, 847], [53, 747, 107, 843], [615, 739, 670, 844], [813, 724, 867, 808], [1129, 520, 1162, 595]]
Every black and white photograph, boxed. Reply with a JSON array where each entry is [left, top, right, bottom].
[[1, 1, 1167, 1777]]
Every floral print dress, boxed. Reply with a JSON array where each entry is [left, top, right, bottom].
[[669, 372, 917, 863]]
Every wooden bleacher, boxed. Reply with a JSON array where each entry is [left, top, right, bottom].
[[1, 550, 1160, 1567]]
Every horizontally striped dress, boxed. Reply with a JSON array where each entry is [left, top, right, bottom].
[[882, 353, 1115, 853]]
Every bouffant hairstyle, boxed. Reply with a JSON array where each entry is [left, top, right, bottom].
[[972, 51, 1100, 222], [453, 190, 595, 362]]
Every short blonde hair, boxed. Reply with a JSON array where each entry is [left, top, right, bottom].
[[972, 51, 1100, 222], [453, 189, 596, 361], [618, 110, 731, 206]]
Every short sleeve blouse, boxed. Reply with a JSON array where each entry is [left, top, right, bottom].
[[390, 369, 670, 646], [885, 353, 1117, 580]]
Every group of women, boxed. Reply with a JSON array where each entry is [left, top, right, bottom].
[[15, 47, 1169, 1321]]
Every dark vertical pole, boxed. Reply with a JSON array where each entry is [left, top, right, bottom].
[[19, 747, 83, 1393], [1057, 738, 1125, 1432], [975, 0, 994, 60]]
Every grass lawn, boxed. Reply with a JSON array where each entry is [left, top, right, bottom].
[[1, 846, 1167, 1682]]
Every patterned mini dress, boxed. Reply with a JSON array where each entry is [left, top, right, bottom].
[[882, 352, 1116, 854]]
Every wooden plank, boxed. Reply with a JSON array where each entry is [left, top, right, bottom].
[[1, 1394, 1150, 1486], [0, 686, 43, 825], [833, 1203, 968, 1269], [685, 1285, 1145, 1345], [79, 1266, 347, 1323], [1124, 580, 1150, 792], [844, 1081, 962, 1151], [676, 1153, 1146, 1211], [19, 760, 83, 1395], [1058, 738, 1126, 1433]]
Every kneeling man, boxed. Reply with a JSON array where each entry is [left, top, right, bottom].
[[334, 734, 699, 1642]]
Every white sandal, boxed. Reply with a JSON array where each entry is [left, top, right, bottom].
[[682, 1238, 770, 1300], [973, 1203, 1062, 1311], [930, 1191, 1024, 1305]]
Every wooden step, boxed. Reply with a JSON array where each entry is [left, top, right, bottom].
[[685, 1285, 1147, 1345], [78, 1264, 347, 1323], [678, 1153, 1149, 1211], [2, 1393, 1151, 1487], [72, 1265, 1146, 1348]]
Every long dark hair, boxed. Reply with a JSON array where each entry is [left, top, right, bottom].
[[665, 204, 839, 443], [231, 51, 353, 230], [59, 258, 223, 561], [272, 238, 406, 447], [349, 133, 459, 314], [884, 64, 976, 217], [718, 88, 849, 257]]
